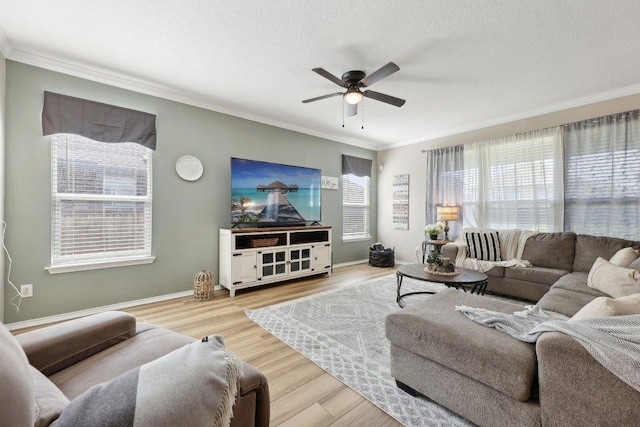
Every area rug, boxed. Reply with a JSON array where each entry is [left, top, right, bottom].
[[245, 274, 472, 426]]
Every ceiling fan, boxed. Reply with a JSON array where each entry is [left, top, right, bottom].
[[302, 62, 405, 117]]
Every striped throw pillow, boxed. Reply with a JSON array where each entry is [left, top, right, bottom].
[[465, 231, 501, 261]]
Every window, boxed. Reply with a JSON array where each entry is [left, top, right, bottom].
[[462, 127, 563, 231], [48, 134, 153, 272], [342, 173, 371, 240], [564, 111, 640, 239]]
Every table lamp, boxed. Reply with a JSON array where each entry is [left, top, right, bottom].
[[436, 205, 459, 240]]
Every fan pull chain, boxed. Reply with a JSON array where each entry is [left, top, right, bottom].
[[342, 101, 345, 127], [361, 100, 364, 130]]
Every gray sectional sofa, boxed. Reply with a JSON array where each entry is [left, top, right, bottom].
[[442, 231, 640, 304], [386, 232, 640, 426]]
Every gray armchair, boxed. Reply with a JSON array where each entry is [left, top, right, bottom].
[[1, 311, 270, 426]]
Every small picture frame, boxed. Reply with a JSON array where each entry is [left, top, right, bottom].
[[392, 174, 409, 230], [321, 176, 339, 190]]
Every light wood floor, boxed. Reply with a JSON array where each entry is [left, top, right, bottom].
[[63, 264, 402, 426]]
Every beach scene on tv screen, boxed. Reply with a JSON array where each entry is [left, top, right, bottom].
[[231, 158, 321, 224]]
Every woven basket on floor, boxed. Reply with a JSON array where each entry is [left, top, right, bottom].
[[369, 249, 395, 267], [194, 269, 214, 301]]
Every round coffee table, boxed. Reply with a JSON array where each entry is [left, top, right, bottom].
[[396, 264, 489, 307]]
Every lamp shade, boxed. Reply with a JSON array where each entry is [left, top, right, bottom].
[[436, 205, 459, 221], [344, 88, 363, 105]]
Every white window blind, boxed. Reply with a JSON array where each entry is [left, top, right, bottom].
[[50, 134, 153, 267], [342, 173, 371, 240], [564, 112, 640, 239]]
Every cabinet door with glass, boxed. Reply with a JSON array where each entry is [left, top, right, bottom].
[[257, 249, 288, 281], [288, 246, 313, 277]]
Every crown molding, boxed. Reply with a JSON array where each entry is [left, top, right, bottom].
[[0, 26, 12, 58], [6, 44, 640, 153], [5, 48, 379, 151], [381, 83, 640, 151]]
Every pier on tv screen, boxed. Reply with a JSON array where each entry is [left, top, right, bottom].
[[230, 157, 321, 225]]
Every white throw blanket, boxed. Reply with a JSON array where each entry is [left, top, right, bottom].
[[453, 229, 537, 273], [456, 305, 640, 393]]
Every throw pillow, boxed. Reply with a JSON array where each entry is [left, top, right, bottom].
[[609, 247, 640, 267], [570, 294, 640, 321], [587, 257, 640, 298], [627, 255, 640, 272], [53, 335, 243, 427], [465, 231, 501, 261]]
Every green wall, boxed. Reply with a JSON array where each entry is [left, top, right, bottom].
[[0, 53, 5, 321], [3, 61, 377, 323]]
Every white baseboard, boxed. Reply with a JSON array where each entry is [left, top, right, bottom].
[[334, 258, 411, 267], [5, 261, 390, 331], [5, 290, 195, 331], [333, 259, 368, 268]]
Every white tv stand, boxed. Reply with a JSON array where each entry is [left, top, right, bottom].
[[219, 225, 332, 297]]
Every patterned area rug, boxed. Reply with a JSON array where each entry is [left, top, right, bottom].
[[245, 273, 472, 426]]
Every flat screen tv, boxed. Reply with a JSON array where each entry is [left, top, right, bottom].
[[231, 157, 322, 226]]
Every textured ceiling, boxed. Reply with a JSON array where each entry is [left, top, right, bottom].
[[1, 1, 640, 150]]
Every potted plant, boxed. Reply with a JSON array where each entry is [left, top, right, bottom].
[[425, 250, 443, 271], [425, 222, 445, 240]]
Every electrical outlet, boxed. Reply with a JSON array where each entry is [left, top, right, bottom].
[[21, 284, 33, 298]]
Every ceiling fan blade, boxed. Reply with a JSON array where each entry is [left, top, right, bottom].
[[346, 103, 357, 117], [312, 68, 345, 87], [363, 90, 406, 107], [302, 92, 343, 103], [359, 62, 400, 87]]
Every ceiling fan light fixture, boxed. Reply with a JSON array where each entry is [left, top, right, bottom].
[[344, 88, 363, 105]]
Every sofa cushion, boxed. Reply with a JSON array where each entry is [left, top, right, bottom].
[[628, 256, 640, 271], [570, 294, 640, 321], [466, 231, 501, 261], [537, 287, 603, 317], [30, 366, 70, 427], [521, 232, 576, 271], [572, 234, 634, 273], [587, 257, 640, 298], [0, 323, 35, 426], [485, 266, 505, 278], [386, 289, 536, 401], [549, 272, 604, 297], [504, 266, 568, 286], [53, 335, 242, 427], [487, 276, 551, 302], [609, 247, 640, 267]]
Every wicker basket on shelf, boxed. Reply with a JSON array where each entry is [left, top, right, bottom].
[[194, 269, 214, 301], [249, 238, 279, 248]]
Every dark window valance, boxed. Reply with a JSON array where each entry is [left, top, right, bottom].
[[342, 155, 372, 178], [42, 91, 157, 150]]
